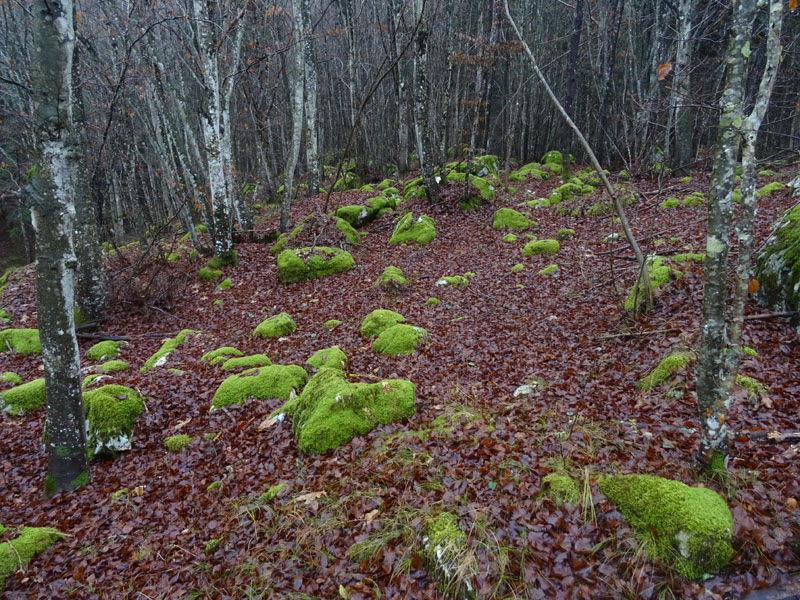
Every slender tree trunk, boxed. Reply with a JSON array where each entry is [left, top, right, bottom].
[[30, 0, 89, 496], [671, 0, 696, 176], [281, 0, 306, 232], [412, 0, 439, 203], [302, 0, 320, 195], [389, 0, 410, 172], [561, 0, 584, 175]]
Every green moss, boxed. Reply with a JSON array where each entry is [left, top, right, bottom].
[[323, 319, 342, 329], [502, 233, 517, 243], [207, 250, 237, 269], [556, 228, 576, 240], [335, 216, 363, 243], [637, 351, 694, 390], [198, 268, 222, 281], [206, 481, 223, 493], [220, 354, 273, 370], [164, 434, 194, 452], [335, 204, 372, 228], [101, 360, 128, 373], [509, 162, 549, 181], [587, 201, 612, 216], [742, 346, 758, 357], [372, 324, 429, 355], [277, 246, 355, 283], [82, 374, 103, 389], [542, 474, 580, 505], [256, 483, 285, 504], [754, 203, 800, 316], [275, 368, 416, 454], [756, 181, 786, 198], [672, 253, 705, 263], [0, 378, 45, 415], [522, 239, 560, 256], [210, 365, 308, 411], [511, 263, 525, 273], [426, 297, 440, 306], [435, 275, 470, 288], [445, 171, 496, 202], [598, 474, 734, 579], [378, 179, 394, 190], [200, 346, 243, 365], [360, 309, 406, 337], [0, 527, 65, 590], [682, 191, 705, 207], [71, 470, 89, 489], [306, 346, 347, 371], [458, 195, 483, 212], [253, 312, 297, 339], [549, 181, 590, 205], [216, 278, 232, 290], [422, 512, 473, 599], [732, 188, 742, 203], [541, 150, 563, 175], [83, 385, 145, 461], [140, 329, 199, 373], [492, 208, 534, 231], [332, 171, 362, 192], [1, 372, 22, 386], [681, 176, 693, 183], [0, 309, 11, 320], [0, 328, 41, 355], [86, 340, 124, 361], [374, 266, 408, 290], [625, 256, 682, 313], [389, 213, 437, 245], [736, 375, 768, 401], [167, 253, 181, 263], [538, 264, 559, 276], [661, 197, 680, 210]]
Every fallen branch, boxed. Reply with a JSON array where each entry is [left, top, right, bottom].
[[744, 311, 799, 321], [593, 328, 679, 341], [745, 431, 800, 443]]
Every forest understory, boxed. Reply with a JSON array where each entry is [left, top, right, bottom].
[[1, 165, 799, 600]]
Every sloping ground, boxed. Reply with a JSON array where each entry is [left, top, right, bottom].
[[1, 167, 799, 599]]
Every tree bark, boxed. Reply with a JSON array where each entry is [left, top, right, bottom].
[[412, 0, 439, 204], [302, 0, 320, 195]]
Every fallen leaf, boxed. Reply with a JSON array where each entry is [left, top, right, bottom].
[[657, 62, 673, 81]]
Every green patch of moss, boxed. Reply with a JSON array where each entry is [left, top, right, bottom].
[[754, 203, 800, 318], [446, 171, 496, 202], [618, 170, 631, 180], [335, 205, 372, 228], [167, 253, 181, 263], [422, 512, 474, 599], [198, 268, 222, 281], [208, 250, 238, 269], [598, 474, 734, 579], [511, 263, 525, 273], [200, 346, 243, 365], [277, 246, 355, 284], [625, 256, 682, 313], [681, 176, 693, 183], [661, 197, 680, 210], [216, 278, 232, 290], [735, 375, 768, 401], [372, 324, 429, 355], [86, 340, 124, 361], [509, 162, 549, 181], [334, 216, 363, 243], [210, 365, 308, 411], [101, 360, 128, 373], [306, 346, 347, 371], [83, 385, 145, 461], [323, 319, 341, 329], [549, 181, 591, 205], [0, 527, 65, 590], [0, 309, 12, 320], [458, 195, 483, 212], [360, 309, 406, 337], [682, 191, 705, 206], [389, 213, 437, 245], [522, 239, 560, 256], [254, 312, 296, 339], [556, 228, 576, 240], [0, 378, 45, 415], [0, 328, 41, 355], [587, 201, 612, 217], [541, 150, 563, 175], [1, 372, 22, 386], [275, 367, 416, 454], [435, 275, 470, 288], [672, 253, 705, 263], [206, 481, 223, 493], [636, 351, 694, 390], [538, 264, 559, 276], [164, 434, 194, 452], [220, 354, 272, 370], [332, 171, 362, 192], [140, 329, 199, 373], [492, 208, 534, 231], [542, 474, 580, 505], [756, 181, 786, 198], [502, 233, 517, 243], [742, 346, 758, 357], [426, 297, 440, 306], [374, 266, 408, 291]]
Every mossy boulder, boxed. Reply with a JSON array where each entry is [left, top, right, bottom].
[[164, 434, 193, 452], [216, 278, 232, 290], [277, 246, 355, 284], [426, 297, 440, 306], [306, 346, 347, 371], [200, 346, 243, 366], [542, 474, 580, 506], [492, 208, 535, 231], [422, 512, 475, 600], [0, 527, 65, 591], [502, 233, 517, 243], [101, 360, 128, 373], [598, 474, 734, 579], [522, 239, 560, 256], [210, 365, 308, 411], [254, 312, 297, 339], [389, 213, 437, 245], [541, 150, 563, 175], [0, 378, 45, 415], [637, 351, 694, 390], [83, 385, 145, 460], [220, 354, 273, 370], [549, 181, 592, 205], [682, 191, 705, 206], [372, 324, 429, 355], [756, 181, 786, 198], [332, 171, 362, 191], [374, 266, 409, 292], [360, 309, 406, 338], [274, 367, 415, 454], [509, 162, 549, 181], [625, 256, 682, 313], [86, 340, 125, 362], [335, 205, 374, 228], [323, 319, 341, 329], [661, 197, 680, 210], [206, 250, 237, 268], [754, 203, 800, 332], [0, 328, 41, 355], [140, 329, 199, 373], [511, 263, 525, 273]]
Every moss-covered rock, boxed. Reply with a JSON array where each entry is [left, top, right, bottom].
[[422, 512, 475, 600], [274, 367, 415, 454], [360, 309, 406, 337], [306, 346, 347, 371], [207, 250, 237, 269], [625, 256, 682, 313], [0, 328, 41, 355], [661, 197, 680, 210], [502, 233, 517, 243], [492, 208, 535, 231], [549, 181, 592, 205], [538, 264, 559, 276], [374, 266, 409, 292], [542, 474, 580, 506], [426, 297, 440, 306], [200, 346, 243, 365], [435, 275, 470, 288], [756, 181, 786, 198], [210, 365, 308, 411], [682, 191, 705, 206], [101, 360, 128, 373], [216, 278, 232, 290], [598, 474, 734, 579], [277, 246, 355, 284], [86, 340, 124, 362], [332, 171, 362, 192], [323, 319, 342, 329], [754, 203, 800, 331], [389, 213, 437, 245], [140, 329, 199, 373], [1, 371, 22, 386], [511, 263, 525, 273], [509, 162, 549, 181], [372, 324, 429, 355], [271, 215, 362, 256], [83, 385, 145, 460], [541, 150, 563, 175], [0, 378, 45, 415], [673, 253, 705, 263], [335, 205, 373, 228], [220, 354, 273, 370], [164, 434, 194, 452], [522, 239, 560, 256], [198, 267, 223, 281], [0, 527, 64, 591], [254, 312, 297, 339], [636, 351, 694, 390], [556, 228, 576, 240]]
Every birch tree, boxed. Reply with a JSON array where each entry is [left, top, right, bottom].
[[695, 0, 783, 472], [30, 0, 89, 495], [411, 0, 439, 204]]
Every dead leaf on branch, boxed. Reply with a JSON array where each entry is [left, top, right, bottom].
[[657, 62, 673, 81]]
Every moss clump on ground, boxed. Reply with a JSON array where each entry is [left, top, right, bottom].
[[625, 256, 682, 313], [444, 171, 496, 202], [277, 246, 355, 284], [372, 324, 429, 355], [736, 375, 769, 401], [164, 434, 194, 452], [374, 266, 409, 292], [422, 512, 475, 599], [334, 205, 372, 228], [101, 360, 128, 373], [502, 233, 517, 243], [636, 351, 694, 390], [323, 319, 341, 329], [511, 264, 525, 273], [83, 385, 145, 460], [0, 328, 41, 355], [598, 474, 734, 579], [216, 278, 232, 290], [210, 365, 308, 411], [556, 228, 576, 240], [509, 162, 549, 181], [254, 312, 296, 339], [140, 329, 199, 373], [220, 354, 273, 370], [673, 253, 705, 263], [756, 181, 786, 198], [360, 309, 406, 338], [0, 378, 45, 415], [206, 250, 237, 269], [522, 239, 560, 256], [661, 197, 680, 210], [198, 268, 223, 281], [0, 527, 65, 591], [754, 203, 800, 325], [389, 213, 437, 245], [541, 150, 563, 175], [436, 275, 470, 288], [492, 208, 534, 231], [306, 346, 347, 371], [86, 340, 125, 361], [538, 264, 559, 276], [542, 474, 580, 505], [426, 297, 440, 306], [274, 367, 415, 454], [1, 372, 22, 386], [200, 346, 243, 365], [682, 191, 705, 206]]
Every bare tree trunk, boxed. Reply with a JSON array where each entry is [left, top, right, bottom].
[[302, 0, 320, 195], [281, 0, 306, 232], [31, 0, 89, 495], [389, 0, 410, 172], [412, 0, 439, 204], [670, 0, 696, 176]]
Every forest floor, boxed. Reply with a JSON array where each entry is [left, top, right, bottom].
[[1, 164, 799, 600]]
